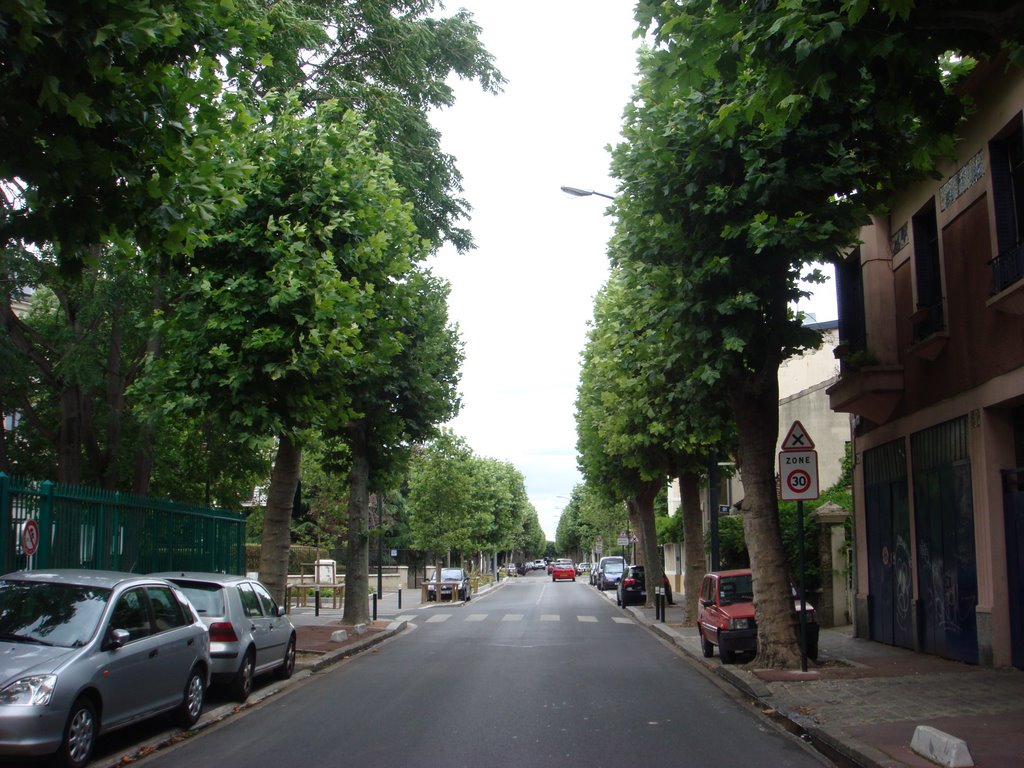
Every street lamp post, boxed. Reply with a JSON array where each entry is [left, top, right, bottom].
[[560, 185, 615, 200]]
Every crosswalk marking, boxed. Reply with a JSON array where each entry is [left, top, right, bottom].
[[395, 615, 416, 622], [502, 613, 524, 622], [465, 614, 487, 622], [612, 617, 634, 624], [426, 614, 451, 623], [540, 614, 559, 622], [577, 615, 598, 623]]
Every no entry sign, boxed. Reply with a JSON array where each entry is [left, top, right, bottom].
[[21, 519, 40, 556]]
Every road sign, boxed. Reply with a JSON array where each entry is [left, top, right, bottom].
[[616, 531, 630, 546], [779, 450, 820, 500], [781, 420, 815, 451], [21, 519, 40, 556]]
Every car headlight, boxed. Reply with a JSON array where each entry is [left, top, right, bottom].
[[728, 618, 750, 630], [0, 675, 58, 706]]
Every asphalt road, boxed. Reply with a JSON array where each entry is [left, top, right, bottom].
[[130, 572, 829, 768]]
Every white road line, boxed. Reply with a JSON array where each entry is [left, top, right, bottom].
[[540, 614, 560, 622], [577, 616, 598, 623], [502, 613, 524, 622], [426, 614, 451, 623], [612, 617, 634, 624], [395, 615, 416, 622], [465, 614, 488, 622]]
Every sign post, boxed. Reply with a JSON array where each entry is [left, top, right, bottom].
[[778, 421, 820, 672]]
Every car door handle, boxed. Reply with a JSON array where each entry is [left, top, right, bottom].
[[187, 638, 194, 646], [149, 649, 159, 659]]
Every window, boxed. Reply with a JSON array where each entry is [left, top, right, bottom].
[[237, 583, 262, 618], [147, 586, 187, 632], [912, 200, 945, 341], [110, 588, 152, 642], [989, 119, 1024, 293], [836, 248, 867, 354], [251, 582, 279, 617]]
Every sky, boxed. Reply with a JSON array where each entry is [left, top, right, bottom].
[[427, 2, 837, 541]]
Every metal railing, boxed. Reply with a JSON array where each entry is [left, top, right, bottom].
[[0, 473, 246, 575]]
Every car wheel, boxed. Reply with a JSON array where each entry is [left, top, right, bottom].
[[230, 649, 256, 702], [59, 696, 97, 768], [174, 666, 206, 728], [275, 635, 296, 680], [699, 629, 714, 658]]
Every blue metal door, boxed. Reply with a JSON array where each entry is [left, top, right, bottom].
[[864, 439, 914, 649], [912, 419, 979, 664], [1004, 468, 1024, 670]]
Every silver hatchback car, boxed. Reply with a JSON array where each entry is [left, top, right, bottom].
[[153, 572, 296, 701], [0, 569, 211, 768]]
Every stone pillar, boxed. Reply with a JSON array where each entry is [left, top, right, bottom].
[[814, 501, 851, 627]]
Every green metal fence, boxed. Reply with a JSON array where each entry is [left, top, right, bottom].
[[0, 473, 246, 575]]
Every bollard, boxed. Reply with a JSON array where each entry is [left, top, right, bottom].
[[315, 587, 321, 617], [661, 591, 666, 624], [398, 587, 402, 610], [372, 592, 378, 622]]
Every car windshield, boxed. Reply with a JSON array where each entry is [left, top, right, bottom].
[[0, 580, 111, 648], [719, 575, 755, 604], [173, 583, 226, 617], [440, 569, 463, 581], [604, 562, 623, 573]]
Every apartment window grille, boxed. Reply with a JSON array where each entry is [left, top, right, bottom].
[[989, 121, 1024, 294]]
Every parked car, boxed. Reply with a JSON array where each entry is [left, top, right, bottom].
[[697, 568, 819, 663], [425, 568, 472, 602], [152, 572, 296, 701], [616, 564, 646, 606], [595, 556, 626, 591], [0, 569, 210, 768], [576, 562, 590, 576], [550, 560, 576, 582]]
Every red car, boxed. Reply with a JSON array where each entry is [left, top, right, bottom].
[[697, 569, 818, 663], [550, 560, 576, 581]]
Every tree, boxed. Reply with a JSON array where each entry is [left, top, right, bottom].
[[153, 98, 425, 602], [406, 431, 479, 561], [615, 0, 1017, 665], [1, 0, 260, 268], [339, 269, 462, 624]]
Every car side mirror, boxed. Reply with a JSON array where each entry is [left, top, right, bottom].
[[700, 598, 713, 608], [106, 628, 130, 650], [276, 606, 286, 618]]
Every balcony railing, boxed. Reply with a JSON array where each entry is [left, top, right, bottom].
[[991, 242, 1024, 295]]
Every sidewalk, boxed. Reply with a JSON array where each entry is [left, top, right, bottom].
[[632, 602, 1024, 768]]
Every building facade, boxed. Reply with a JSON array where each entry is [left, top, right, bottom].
[[828, 61, 1024, 668]]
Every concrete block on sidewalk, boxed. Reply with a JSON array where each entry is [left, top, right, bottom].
[[330, 629, 348, 643], [353, 623, 367, 635], [910, 725, 974, 767]]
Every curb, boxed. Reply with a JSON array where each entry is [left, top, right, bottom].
[[299, 619, 407, 673], [626, 603, 891, 768]]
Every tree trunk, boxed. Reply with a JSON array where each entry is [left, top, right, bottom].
[[342, 421, 371, 625], [627, 478, 664, 608], [259, 434, 301, 605], [57, 386, 83, 484], [680, 470, 705, 625], [731, 373, 801, 668]]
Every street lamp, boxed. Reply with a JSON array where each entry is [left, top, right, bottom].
[[560, 185, 615, 200]]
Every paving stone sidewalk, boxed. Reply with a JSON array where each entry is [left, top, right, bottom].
[[634, 604, 1024, 768]]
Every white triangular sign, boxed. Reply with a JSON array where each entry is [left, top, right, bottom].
[[782, 420, 815, 450]]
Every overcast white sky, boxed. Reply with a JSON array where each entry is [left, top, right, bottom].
[[427, 1, 837, 541]]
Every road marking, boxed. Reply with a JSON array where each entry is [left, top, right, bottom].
[[426, 614, 451, 623], [395, 615, 417, 622], [465, 614, 488, 622], [577, 615, 598, 623], [540, 614, 559, 622], [502, 613, 524, 622], [612, 617, 634, 624]]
